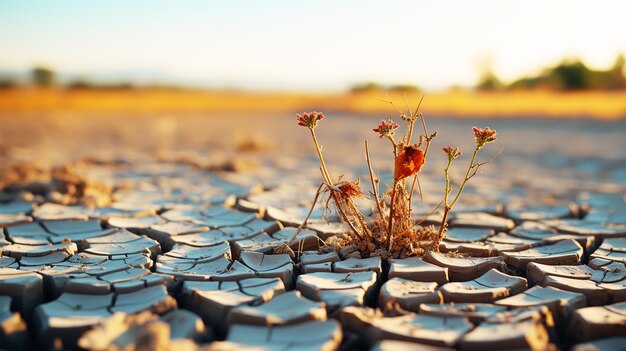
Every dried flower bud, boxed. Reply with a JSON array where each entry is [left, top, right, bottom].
[[296, 111, 325, 129], [394, 145, 425, 180], [472, 126, 497, 148], [336, 181, 367, 199], [372, 118, 399, 139], [442, 146, 463, 161]]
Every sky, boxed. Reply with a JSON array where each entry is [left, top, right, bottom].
[[1, 0, 626, 91]]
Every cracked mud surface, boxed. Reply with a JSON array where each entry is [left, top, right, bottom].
[[1, 114, 626, 350]]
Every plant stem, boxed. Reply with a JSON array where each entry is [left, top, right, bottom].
[[308, 127, 366, 240], [365, 140, 387, 227], [437, 157, 454, 237], [348, 197, 372, 238], [387, 179, 398, 251], [437, 145, 480, 238], [450, 146, 479, 209], [405, 119, 415, 145], [285, 182, 324, 246], [310, 128, 333, 186]]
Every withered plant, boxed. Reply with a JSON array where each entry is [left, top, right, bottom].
[[276, 100, 497, 258]]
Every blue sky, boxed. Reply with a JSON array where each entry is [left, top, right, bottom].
[[1, 0, 625, 91]]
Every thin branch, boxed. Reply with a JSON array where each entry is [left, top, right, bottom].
[[466, 147, 503, 181], [415, 197, 445, 226], [403, 92, 412, 118], [365, 140, 387, 226], [379, 96, 407, 119], [310, 129, 332, 186], [412, 94, 425, 119], [387, 181, 398, 251], [331, 190, 364, 240], [284, 182, 325, 246]]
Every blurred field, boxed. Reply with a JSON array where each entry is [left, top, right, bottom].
[[1, 89, 626, 119]]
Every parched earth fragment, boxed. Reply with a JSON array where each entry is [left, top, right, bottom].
[[239, 251, 294, 288], [423, 251, 504, 281], [505, 203, 578, 222], [419, 303, 508, 324], [378, 278, 442, 312], [32, 285, 176, 348], [77, 310, 207, 351], [440, 268, 527, 303], [571, 336, 626, 351], [459, 315, 550, 351], [542, 219, 626, 239], [180, 277, 285, 335], [501, 239, 584, 269], [227, 290, 326, 326], [83, 228, 161, 259], [32, 203, 98, 221], [226, 319, 342, 350], [443, 227, 495, 243], [2, 241, 78, 258], [388, 256, 449, 284], [334, 256, 382, 276], [157, 254, 256, 282], [296, 271, 377, 310], [372, 340, 456, 351], [230, 226, 323, 259], [569, 301, 626, 342], [37, 252, 153, 296], [495, 285, 586, 326], [0, 267, 43, 317], [299, 251, 341, 273], [0, 295, 29, 350], [449, 212, 515, 232], [340, 306, 473, 347], [527, 261, 626, 305], [590, 237, 626, 264]]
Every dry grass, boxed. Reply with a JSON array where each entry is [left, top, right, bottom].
[[1, 88, 626, 119]]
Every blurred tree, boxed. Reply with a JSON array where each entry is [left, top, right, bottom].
[[31, 66, 56, 88], [550, 59, 589, 90], [66, 78, 94, 89], [350, 82, 383, 93], [506, 55, 626, 91], [477, 70, 503, 91], [66, 79, 135, 90], [387, 84, 421, 93], [476, 57, 503, 91], [607, 54, 626, 90], [0, 77, 18, 89]]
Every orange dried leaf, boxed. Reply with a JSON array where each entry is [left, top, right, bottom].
[[394, 145, 425, 180]]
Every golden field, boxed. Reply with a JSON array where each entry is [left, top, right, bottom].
[[1, 88, 626, 119]]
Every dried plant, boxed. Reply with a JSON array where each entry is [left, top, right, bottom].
[[276, 102, 498, 258]]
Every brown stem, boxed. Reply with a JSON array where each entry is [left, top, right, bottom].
[[437, 205, 451, 247], [347, 197, 372, 238], [408, 174, 422, 211], [415, 198, 444, 226], [310, 128, 333, 186], [387, 180, 398, 251], [308, 128, 364, 239], [365, 140, 387, 226], [285, 182, 325, 246], [331, 190, 363, 240]]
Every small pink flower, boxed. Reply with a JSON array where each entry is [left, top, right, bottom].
[[373, 118, 399, 139], [472, 126, 497, 148], [442, 146, 463, 160], [296, 111, 325, 129]]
